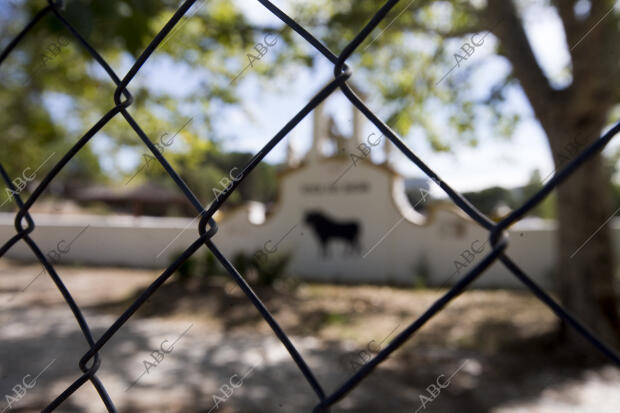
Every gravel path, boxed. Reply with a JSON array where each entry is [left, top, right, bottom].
[[0, 262, 618, 412]]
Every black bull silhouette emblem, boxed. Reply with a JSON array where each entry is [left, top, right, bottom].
[[303, 211, 362, 257]]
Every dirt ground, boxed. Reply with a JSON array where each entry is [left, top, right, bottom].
[[0, 260, 619, 413]]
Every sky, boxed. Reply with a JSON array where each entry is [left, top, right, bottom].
[[55, 0, 620, 197], [207, 0, 617, 195]]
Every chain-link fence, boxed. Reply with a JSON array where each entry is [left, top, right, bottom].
[[1, 0, 619, 412]]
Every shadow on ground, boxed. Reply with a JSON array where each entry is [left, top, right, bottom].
[[1, 266, 618, 412]]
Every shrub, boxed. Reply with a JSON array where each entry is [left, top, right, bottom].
[[170, 248, 292, 288], [252, 251, 291, 287], [171, 250, 197, 283], [412, 254, 430, 288]]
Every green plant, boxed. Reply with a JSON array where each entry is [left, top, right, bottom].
[[171, 250, 197, 283], [252, 252, 291, 287], [232, 251, 252, 277], [202, 249, 222, 278], [412, 254, 430, 289]]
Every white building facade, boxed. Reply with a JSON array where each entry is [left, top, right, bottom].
[[2, 102, 614, 289]]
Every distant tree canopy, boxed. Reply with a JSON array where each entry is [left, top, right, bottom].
[[133, 147, 279, 211], [462, 170, 555, 219], [0, 0, 293, 211]]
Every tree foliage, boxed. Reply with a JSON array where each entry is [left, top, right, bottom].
[[3, 1, 617, 193]]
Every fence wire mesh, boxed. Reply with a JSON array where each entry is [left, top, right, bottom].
[[1, 0, 619, 412]]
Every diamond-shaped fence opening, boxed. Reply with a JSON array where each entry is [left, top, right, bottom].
[[1, 0, 619, 412]]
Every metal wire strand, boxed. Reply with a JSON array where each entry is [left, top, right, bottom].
[[0, 0, 618, 412]]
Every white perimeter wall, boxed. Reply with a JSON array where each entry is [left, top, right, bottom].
[[2, 160, 620, 290], [1, 212, 619, 290]]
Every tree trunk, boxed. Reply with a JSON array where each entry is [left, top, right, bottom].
[[483, 0, 620, 355], [548, 122, 620, 353]]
